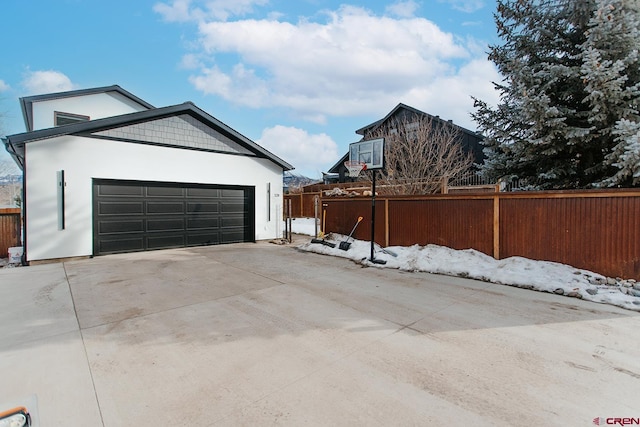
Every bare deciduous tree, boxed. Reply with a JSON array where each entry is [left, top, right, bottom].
[[1, 109, 23, 206], [0, 156, 19, 173], [0, 157, 21, 207], [363, 115, 474, 194]]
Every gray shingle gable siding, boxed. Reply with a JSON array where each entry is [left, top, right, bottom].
[[93, 114, 253, 155], [4, 102, 293, 171]]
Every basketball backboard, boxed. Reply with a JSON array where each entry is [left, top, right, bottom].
[[348, 138, 385, 170]]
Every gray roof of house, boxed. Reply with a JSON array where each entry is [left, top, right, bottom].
[[355, 103, 482, 137], [327, 103, 484, 174], [327, 152, 349, 174], [3, 102, 293, 171], [19, 85, 155, 132]]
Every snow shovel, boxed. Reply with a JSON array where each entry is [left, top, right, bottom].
[[339, 216, 363, 251], [310, 207, 336, 247], [310, 238, 336, 248]]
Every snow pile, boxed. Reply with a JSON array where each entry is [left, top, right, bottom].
[[286, 218, 319, 237], [290, 218, 640, 312]]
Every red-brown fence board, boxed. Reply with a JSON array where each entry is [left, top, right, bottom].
[[499, 193, 640, 280], [307, 189, 640, 280], [0, 208, 21, 257], [322, 198, 375, 240], [302, 193, 321, 218], [284, 193, 322, 219], [388, 198, 494, 254]]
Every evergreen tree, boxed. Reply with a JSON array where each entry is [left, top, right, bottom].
[[581, 0, 640, 186], [473, 0, 640, 189]]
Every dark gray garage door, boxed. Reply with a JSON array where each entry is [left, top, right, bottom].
[[93, 179, 254, 255]]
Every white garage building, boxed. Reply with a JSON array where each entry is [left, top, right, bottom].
[[3, 85, 293, 262]]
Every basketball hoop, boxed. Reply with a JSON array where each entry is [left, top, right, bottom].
[[345, 160, 366, 178]]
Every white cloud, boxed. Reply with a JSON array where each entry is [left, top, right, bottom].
[[440, 0, 485, 13], [154, 0, 268, 22], [154, 0, 197, 22], [179, 53, 203, 69], [159, 3, 499, 130], [385, 1, 420, 18], [399, 58, 500, 129], [257, 125, 339, 177], [0, 79, 10, 92], [190, 63, 270, 105], [22, 70, 76, 95], [185, 5, 479, 122]]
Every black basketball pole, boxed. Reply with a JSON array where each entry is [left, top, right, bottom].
[[370, 169, 376, 262], [369, 170, 386, 264]]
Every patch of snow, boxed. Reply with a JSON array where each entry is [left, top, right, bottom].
[[285, 217, 320, 237], [290, 218, 640, 312]]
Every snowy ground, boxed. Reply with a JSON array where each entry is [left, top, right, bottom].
[[287, 217, 640, 312]]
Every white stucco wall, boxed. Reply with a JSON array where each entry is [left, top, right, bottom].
[[25, 136, 284, 261], [31, 92, 149, 131]]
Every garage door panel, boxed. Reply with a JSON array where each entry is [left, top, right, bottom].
[[147, 218, 185, 231], [221, 216, 245, 227], [147, 186, 184, 197], [98, 184, 144, 197], [98, 201, 144, 215], [221, 229, 245, 242], [221, 189, 244, 198], [99, 220, 145, 234], [186, 188, 220, 198], [94, 180, 254, 255], [187, 202, 219, 213], [147, 201, 185, 214], [187, 217, 219, 230], [99, 237, 145, 253], [221, 203, 246, 213], [147, 234, 186, 249]]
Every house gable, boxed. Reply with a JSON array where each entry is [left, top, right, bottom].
[[4, 102, 293, 171], [21, 85, 154, 132], [356, 103, 480, 139], [92, 114, 254, 156], [328, 103, 485, 182]]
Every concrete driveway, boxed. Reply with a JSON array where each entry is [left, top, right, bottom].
[[1, 238, 639, 426]]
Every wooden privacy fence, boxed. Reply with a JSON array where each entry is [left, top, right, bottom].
[[296, 189, 640, 281], [0, 208, 21, 257], [284, 192, 322, 218]]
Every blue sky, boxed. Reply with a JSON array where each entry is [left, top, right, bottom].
[[0, 0, 501, 177]]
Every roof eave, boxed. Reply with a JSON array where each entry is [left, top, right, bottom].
[[358, 103, 482, 137], [18, 85, 155, 133], [6, 102, 294, 171], [3, 137, 25, 171], [327, 152, 349, 173], [19, 85, 155, 109]]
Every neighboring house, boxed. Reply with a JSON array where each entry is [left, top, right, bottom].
[[3, 85, 293, 262], [328, 103, 485, 183]]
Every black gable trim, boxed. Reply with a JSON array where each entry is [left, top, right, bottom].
[[356, 103, 482, 138], [327, 152, 349, 174], [6, 102, 293, 171], [19, 85, 154, 131]]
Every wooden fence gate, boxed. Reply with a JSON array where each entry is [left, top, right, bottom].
[[0, 208, 21, 258]]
